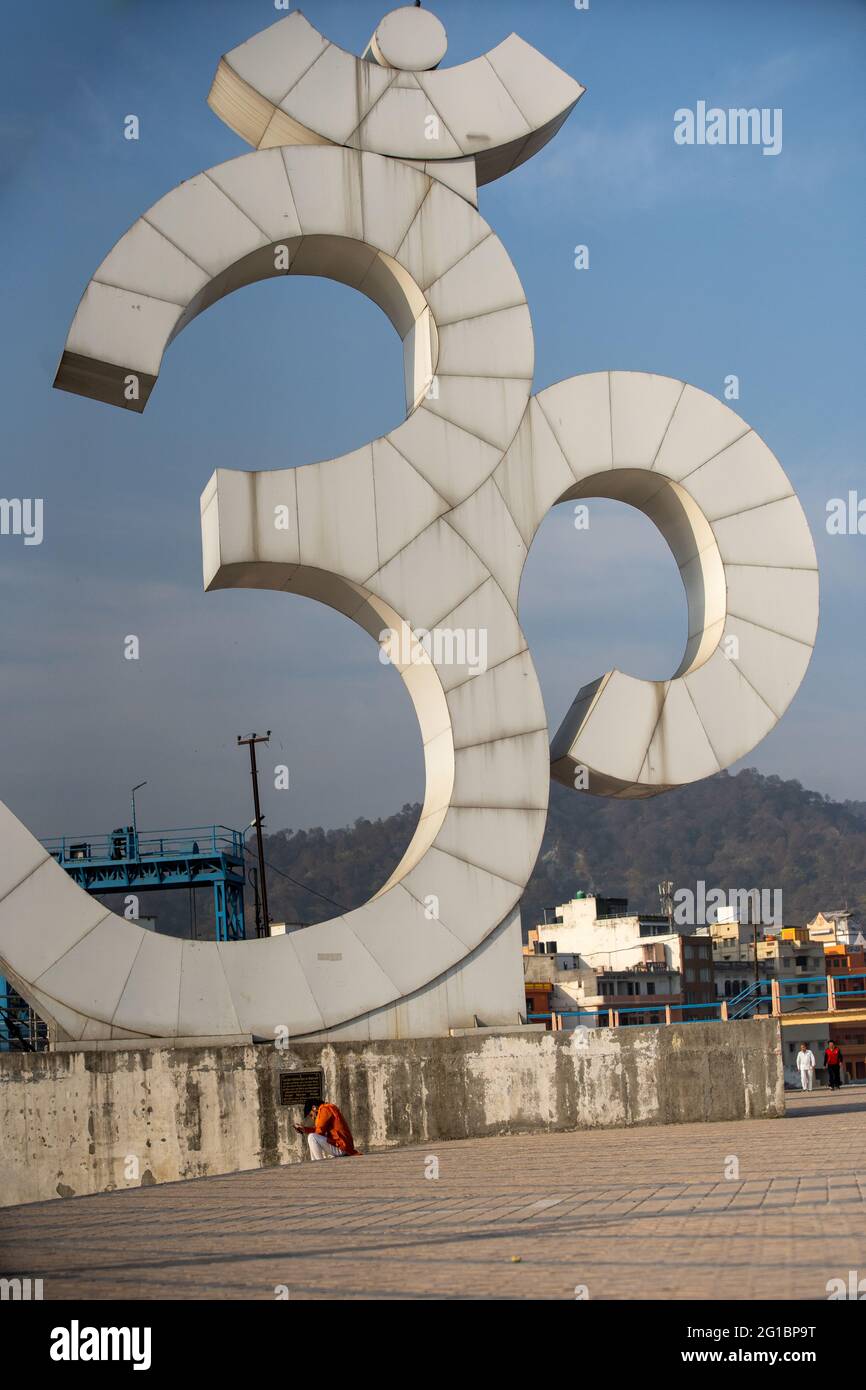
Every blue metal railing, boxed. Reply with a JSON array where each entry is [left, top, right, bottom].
[[726, 978, 762, 1015], [727, 980, 768, 1020], [528, 971, 866, 1030], [0, 988, 48, 1051], [829, 973, 866, 998], [777, 972, 866, 1006], [43, 825, 244, 864], [41, 823, 247, 941], [528, 1000, 723, 1027]]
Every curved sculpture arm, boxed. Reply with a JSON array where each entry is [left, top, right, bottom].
[[208, 10, 585, 187], [496, 372, 819, 797], [53, 145, 533, 455]]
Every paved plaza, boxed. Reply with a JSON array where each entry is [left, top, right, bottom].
[[2, 1087, 864, 1301]]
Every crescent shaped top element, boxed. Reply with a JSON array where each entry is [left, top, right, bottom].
[[207, 9, 586, 189]]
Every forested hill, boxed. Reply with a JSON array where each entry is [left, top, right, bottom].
[[258, 769, 866, 932]]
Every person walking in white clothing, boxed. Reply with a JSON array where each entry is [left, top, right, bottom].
[[796, 1042, 816, 1091]]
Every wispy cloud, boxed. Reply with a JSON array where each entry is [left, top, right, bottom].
[[514, 40, 855, 216]]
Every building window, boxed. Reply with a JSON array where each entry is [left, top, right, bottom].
[[647, 982, 655, 996]]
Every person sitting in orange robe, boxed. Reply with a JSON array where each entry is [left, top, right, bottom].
[[295, 1099, 361, 1159]]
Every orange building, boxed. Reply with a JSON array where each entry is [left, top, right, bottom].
[[525, 979, 554, 1024], [822, 944, 866, 1080], [825, 944, 866, 1006]]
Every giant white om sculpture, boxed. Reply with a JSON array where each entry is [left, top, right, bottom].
[[0, 9, 817, 1044]]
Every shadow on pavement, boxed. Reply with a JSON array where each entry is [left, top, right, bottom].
[[785, 1086, 866, 1119]]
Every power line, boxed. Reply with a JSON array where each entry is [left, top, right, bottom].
[[242, 842, 350, 916]]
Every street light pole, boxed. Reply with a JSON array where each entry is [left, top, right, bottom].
[[131, 781, 147, 857], [237, 733, 271, 938]]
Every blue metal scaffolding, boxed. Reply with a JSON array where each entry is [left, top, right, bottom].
[[0, 983, 46, 1051], [0, 824, 247, 1051], [41, 824, 248, 941]]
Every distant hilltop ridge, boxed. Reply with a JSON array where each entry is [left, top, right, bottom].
[[257, 768, 866, 933], [117, 769, 866, 938]]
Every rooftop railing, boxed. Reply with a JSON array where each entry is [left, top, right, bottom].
[[528, 971, 866, 1030], [43, 825, 245, 863]]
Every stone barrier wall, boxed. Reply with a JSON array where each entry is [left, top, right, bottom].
[[0, 1019, 783, 1208]]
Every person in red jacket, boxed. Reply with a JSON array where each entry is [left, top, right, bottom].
[[295, 1099, 361, 1159], [824, 1042, 844, 1091]]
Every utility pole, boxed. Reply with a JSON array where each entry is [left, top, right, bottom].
[[237, 733, 270, 938], [248, 865, 261, 940], [242, 821, 262, 938]]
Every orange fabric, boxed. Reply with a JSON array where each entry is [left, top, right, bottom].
[[314, 1103, 360, 1156]]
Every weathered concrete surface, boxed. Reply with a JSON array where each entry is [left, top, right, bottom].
[[0, 1019, 783, 1208], [1, 1089, 856, 1302]]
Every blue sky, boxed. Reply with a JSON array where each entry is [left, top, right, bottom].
[[1, 0, 864, 843]]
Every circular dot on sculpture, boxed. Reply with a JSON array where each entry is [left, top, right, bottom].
[[373, 6, 448, 72]]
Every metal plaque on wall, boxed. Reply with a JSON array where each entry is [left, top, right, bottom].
[[279, 1070, 324, 1108]]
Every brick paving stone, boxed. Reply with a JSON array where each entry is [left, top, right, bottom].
[[1, 1086, 866, 1300]]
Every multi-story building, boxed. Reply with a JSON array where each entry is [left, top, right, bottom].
[[762, 935, 827, 1012], [584, 960, 684, 1027], [823, 943, 866, 1081], [696, 918, 827, 1014], [524, 892, 715, 1026], [806, 910, 866, 950], [531, 892, 679, 960], [524, 892, 866, 1060], [523, 958, 555, 1023], [824, 944, 866, 1006], [696, 916, 763, 1001]]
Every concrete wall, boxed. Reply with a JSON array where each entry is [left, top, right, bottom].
[[0, 1018, 783, 1208]]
